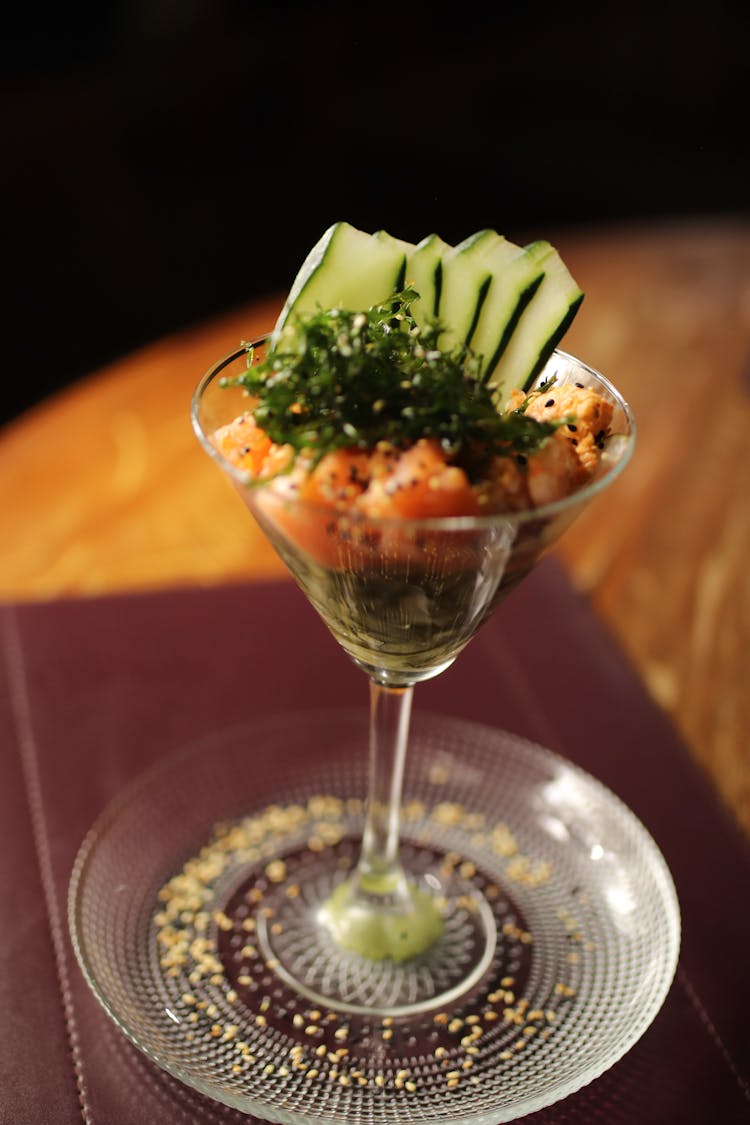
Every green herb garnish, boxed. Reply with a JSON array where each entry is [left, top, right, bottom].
[[228, 290, 559, 472]]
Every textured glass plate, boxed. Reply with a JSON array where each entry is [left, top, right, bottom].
[[69, 710, 680, 1125]]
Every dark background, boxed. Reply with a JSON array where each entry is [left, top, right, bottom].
[[2, 0, 747, 425]]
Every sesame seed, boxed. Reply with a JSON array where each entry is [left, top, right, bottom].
[[265, 859, 286, 883]]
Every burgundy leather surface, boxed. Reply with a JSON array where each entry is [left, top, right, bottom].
[[1, 560, 749, 1123]]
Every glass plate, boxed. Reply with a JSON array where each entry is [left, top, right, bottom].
[[68, 710, 680, 1124]]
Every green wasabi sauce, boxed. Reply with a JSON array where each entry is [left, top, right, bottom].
[[321, 878, 444, 962]]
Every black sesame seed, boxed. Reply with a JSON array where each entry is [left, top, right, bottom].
[[567, 423, 578, 432], [545, 399, 555, 408]]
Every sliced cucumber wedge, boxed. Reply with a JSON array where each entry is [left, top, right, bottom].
[[469, 238, 545, 384], [271, 223, 584, 408], [437, 229, 499, 352], [484, 241, 584, 403], [272, 222, 406, 345], [374, 229, 414, 290], [405, 233, 453, 324]]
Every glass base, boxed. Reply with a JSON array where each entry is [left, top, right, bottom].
[[228, 843, 498, 1017]]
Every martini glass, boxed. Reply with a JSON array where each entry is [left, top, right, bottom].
[[191, 341, 635, 1019]]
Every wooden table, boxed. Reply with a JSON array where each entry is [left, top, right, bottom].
[[3, 219, 749, 835]]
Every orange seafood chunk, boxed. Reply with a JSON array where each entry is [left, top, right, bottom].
[[298, 448, 372, 508], [359, 440, 481, 519], [213, 412, 280, 476], [526, 430, 585, 506], [475, 456, 531, 513], [522, 383, 613, 437]]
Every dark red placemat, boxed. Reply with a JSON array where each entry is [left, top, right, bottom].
[[1, 560, 748, 1124]]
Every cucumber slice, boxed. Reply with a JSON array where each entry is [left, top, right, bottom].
[[469, 238, 546, 384], [373, 229, 414, 290], [272, 222, 406, 345], [271, 224, 583, 406], [484, 241, 584, 403], [405, 233, 453, 324], [437, 229, 499, 352]]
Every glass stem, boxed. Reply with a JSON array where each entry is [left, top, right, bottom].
[[356, 680, 413, 895]]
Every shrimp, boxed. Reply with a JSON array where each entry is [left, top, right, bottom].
[[524, 384, 613, 474], [507, 382, 614, 506], [526, 430, 586, 507], [474, 455, 531, 513]]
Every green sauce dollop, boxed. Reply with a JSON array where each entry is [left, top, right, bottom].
[[321, 878, 444, 962]]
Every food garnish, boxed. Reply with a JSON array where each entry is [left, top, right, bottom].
[[228, 289, 560, 473]]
